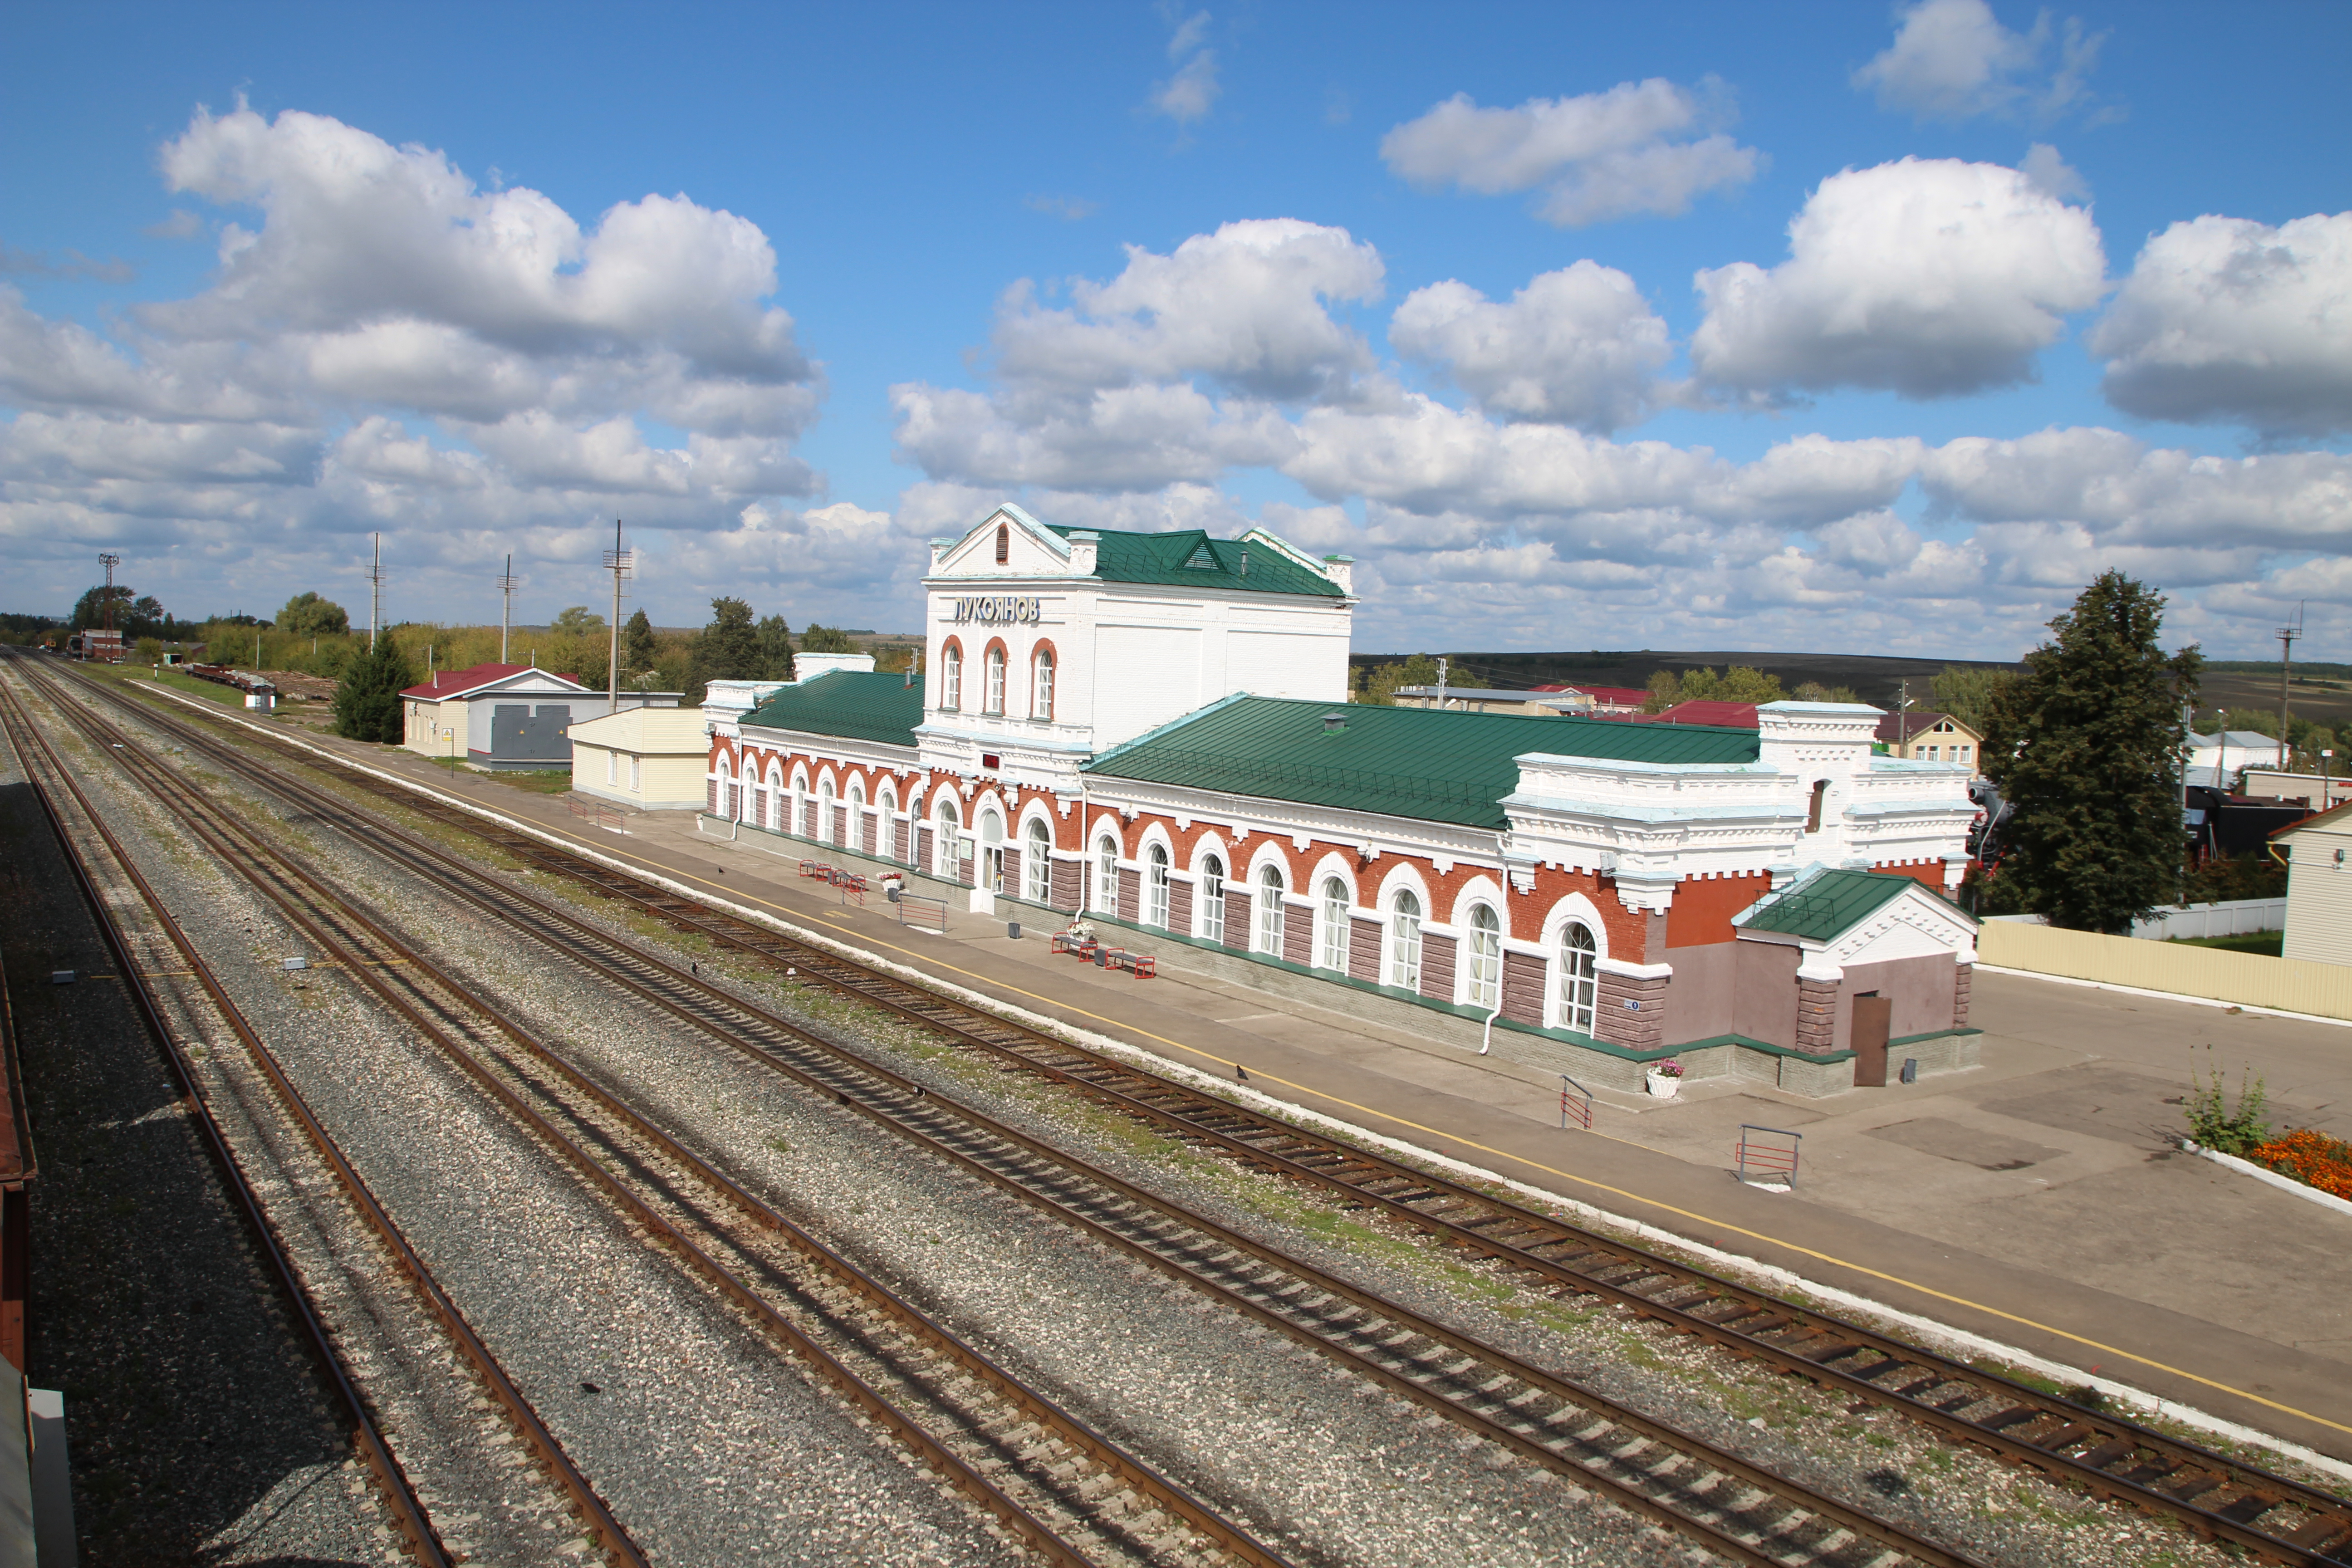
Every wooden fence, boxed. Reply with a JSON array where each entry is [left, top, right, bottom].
[[1977, 921, 2352, 1021]]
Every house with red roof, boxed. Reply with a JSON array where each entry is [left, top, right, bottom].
[[400, 662, 680, 769]]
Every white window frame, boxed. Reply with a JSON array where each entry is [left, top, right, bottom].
[[985, 646, 1006, 715], [934, 798, 960, 878], [1145, 843, 1170, 929], [1318, 877, 1349, 971], [1255, 864, 1284, 956], [1024, 819, 1051, 902], [1389, 890, 1422, 991], [605, 750, 617, 784], [1033, 648, 1054, 720], [1199, 855, 1225, 943], [1095, 835, 1119, 913], [629, 754, 640, 792], [1464, 904, 1501, 1010], [941, 645, 962, 710], [1557, 921, 1598, 1034]]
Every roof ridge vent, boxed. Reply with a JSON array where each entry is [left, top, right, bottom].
[[1323, 712, 1347, 732]]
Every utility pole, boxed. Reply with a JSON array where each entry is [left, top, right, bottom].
[[2277, 602, 2303, 768], [603, 519, 632, 707], [1896, 678, 1911, 751], [497, 552, 520, 664], [1436, 656, 1449, 710], [366, 533, 386, 652]]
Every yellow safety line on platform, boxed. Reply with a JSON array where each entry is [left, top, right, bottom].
[[550, 854, 2347, 1441]]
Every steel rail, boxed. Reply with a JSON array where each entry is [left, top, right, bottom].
[[27, 667, 1991, 1567], [0, 679, 456, 1568], [24, 659, 1289, 1568], [48, 652, 2352, 1566]]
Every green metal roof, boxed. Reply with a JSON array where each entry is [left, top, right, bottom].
[[1044, 525, 1345, 598], [1083, 697, 1761, 828], [741, 671, 924, 749], [1736, 867, 1918, 942]]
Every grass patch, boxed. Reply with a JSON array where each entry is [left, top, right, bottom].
[[479, 769, 577, 795], [2167, 929, 2282, 956]]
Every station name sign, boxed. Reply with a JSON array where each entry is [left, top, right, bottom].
[[951, 594, 1042, 625]]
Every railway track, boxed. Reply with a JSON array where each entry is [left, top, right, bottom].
[[30, 651, 2352, 1565], [0, 674, 642, 1567], [7, 656, 1289, 1568]]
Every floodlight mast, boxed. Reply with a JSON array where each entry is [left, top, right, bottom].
[[603, 519, 633, 706], [98, 553, 121, 641], [2278, 602, 2303, 758]]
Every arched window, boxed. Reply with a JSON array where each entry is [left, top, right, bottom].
[[985, 646, 1006, 714], [1145, 843, 1170, 928], [941, 644, 962, 710], [995, 522, 1009, 564], [878, 784, 900, 860], [1465, 904, 1502, 1009], [1024, 818, 1051, 902], [1558, 922, 1598, 1034], [848, 780, 866, 850], [1255, 863, 1284, 955], [715, 756, 731, 819], [934, 797, 960, 878], [818, 777, 837, 844], [979, 809, 1004, 892], [1389, 889, 1422, 991], [1032, 648, 1054, 720], [1318, 877, 1349, 971], [1200, 854, 1225, 943], [1095, 834, 1119, 913], [766, 763, 784, 830]]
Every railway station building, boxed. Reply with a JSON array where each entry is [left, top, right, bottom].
[[703, 504, 1982, 1095]]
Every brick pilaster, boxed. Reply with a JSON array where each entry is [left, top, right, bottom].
[[1596, 969, 1668, 1051], [1952, 962, 1972, 1029], [1224, 889, 1253, 951], [1795, 976, 1841, 1054]]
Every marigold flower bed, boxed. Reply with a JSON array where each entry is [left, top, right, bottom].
[[2248, 1128, 2352, 1201]]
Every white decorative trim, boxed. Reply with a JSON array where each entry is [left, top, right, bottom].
[[1797, 952, 1844, 983], [1595, 957, 1671, 980]]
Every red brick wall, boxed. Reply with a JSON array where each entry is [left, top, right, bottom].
[[1663, 871, 1774, 947]]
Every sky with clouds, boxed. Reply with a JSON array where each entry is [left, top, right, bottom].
[[3, 0, 2347, 661]]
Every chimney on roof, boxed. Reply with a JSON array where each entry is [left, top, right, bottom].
[[1239, 546, 1249, 577], [1323, 713, 1346, 732]]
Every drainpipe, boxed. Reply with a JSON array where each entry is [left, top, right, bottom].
[[1480, 996, 1504, 1056]]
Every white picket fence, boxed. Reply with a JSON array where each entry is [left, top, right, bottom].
[[1985, 897, 2285, 942]]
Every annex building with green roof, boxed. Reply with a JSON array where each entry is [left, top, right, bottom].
[[702, 502, 1981, 1098]]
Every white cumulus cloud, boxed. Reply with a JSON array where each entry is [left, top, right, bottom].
[[1690, 157, 2107, 400], [1389, 261, 1668, 432], [2088, 210, 2352, 437], [1380, 79, 1761, 227], [1853, 0, 2107, 125]]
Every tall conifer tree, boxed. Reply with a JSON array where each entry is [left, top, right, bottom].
[[1981, 572, 2201, 934], [333, 637, 418, 744]]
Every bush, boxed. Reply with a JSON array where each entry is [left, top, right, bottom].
[[2183, 1049, 2269, 1155]]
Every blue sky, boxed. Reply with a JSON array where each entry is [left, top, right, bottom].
[[4, 0, 2347, 660]]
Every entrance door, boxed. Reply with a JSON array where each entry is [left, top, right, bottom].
[[1851, 992, 1891, 1088]]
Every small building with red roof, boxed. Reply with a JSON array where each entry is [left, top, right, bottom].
[[401, 662, 679, 769]]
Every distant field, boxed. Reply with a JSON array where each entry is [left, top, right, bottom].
[[1346, 648, 2352, 726], [1348, 648, 2021, 709]]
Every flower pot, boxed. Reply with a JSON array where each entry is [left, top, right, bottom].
[[1645, 1069, 1680, 1099]]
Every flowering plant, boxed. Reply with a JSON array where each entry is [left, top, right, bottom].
[[1652, 1058, 1684, 1078], [2248, 1129, 2352, 1201]]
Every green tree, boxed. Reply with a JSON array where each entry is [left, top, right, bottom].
[[332, 637, 420, 745], [757, 614, 799, 681], [1792, 681, 1862, 703], [278, 591, 350, 637], [70, 583, 134, 631], [1642, 670, 1681, 713], [1714, 666, 1785, 703], [682, 596, 759, 705], [797, 622, 856, 654], [621, 608, 658, 676], [553, 605, 605, 632], [2219, 708, 2279, 737], [1929, 665, 2018, 734], [1981, 571, 2201, 934]]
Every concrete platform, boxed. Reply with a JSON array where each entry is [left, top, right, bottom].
[[137, 701, 2352, 1467]]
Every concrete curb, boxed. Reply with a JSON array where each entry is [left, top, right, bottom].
[[2185, 1142, 2352, 1219], [111, 680, 2352, 1485]]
